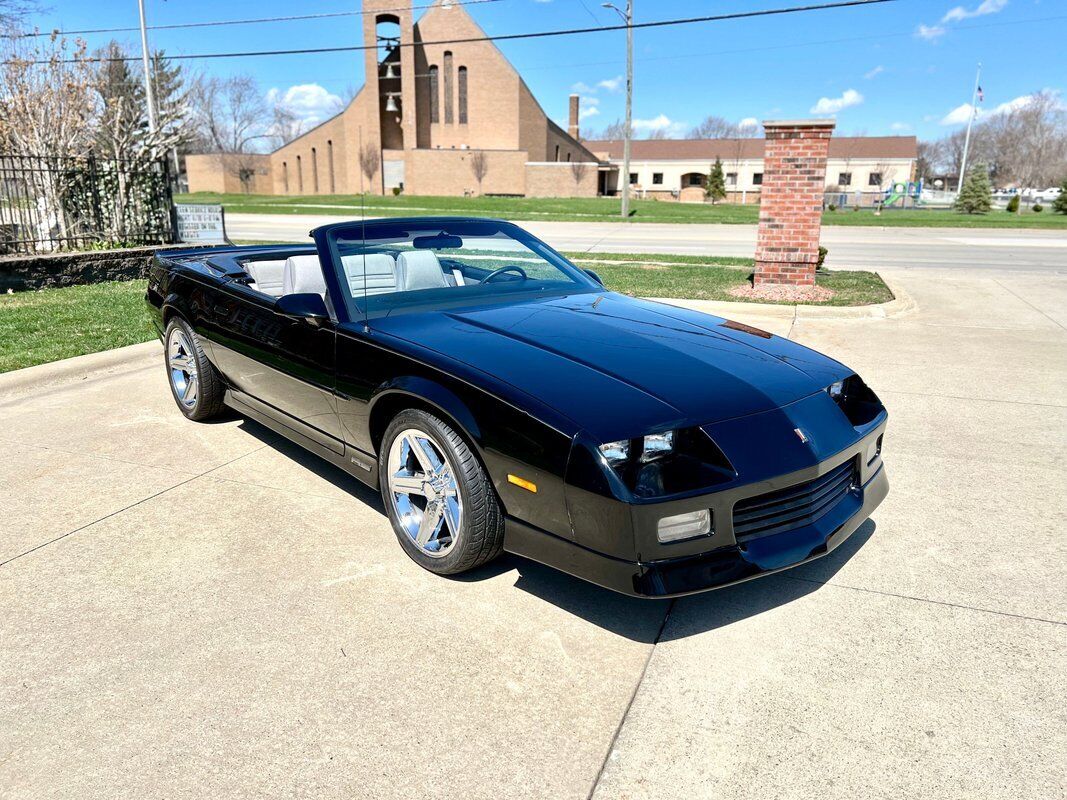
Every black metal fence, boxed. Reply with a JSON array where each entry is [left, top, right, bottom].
[[0, 154, 175, 255]]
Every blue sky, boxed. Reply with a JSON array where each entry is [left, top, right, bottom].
[[28, 0, 1065, 141]]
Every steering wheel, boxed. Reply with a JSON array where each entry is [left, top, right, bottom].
[[481, 265, 528, 283]]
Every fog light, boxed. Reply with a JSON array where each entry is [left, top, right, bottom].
[[657, 509, 711, 543]]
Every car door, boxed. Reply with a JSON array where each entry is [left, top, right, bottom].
[[206, 275, 345, 453]]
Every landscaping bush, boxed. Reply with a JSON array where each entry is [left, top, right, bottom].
[[1053, 180, 1067, 214], [1006, 195, 1020, 213], [816, 245, 829, 272], [1032, 203, 1043, 213], [827, 203, 837, 212]]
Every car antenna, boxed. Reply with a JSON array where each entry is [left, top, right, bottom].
[[358, 125, 369, 332]]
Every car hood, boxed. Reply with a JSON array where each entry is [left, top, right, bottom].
[[372, 292, 851, 442]]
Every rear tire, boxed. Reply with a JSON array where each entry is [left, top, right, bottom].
[[164, 318, 225, 421], [379, 409, 504, 575]]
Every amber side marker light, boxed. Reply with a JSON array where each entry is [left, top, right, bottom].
[[507, 474, 538, 493]]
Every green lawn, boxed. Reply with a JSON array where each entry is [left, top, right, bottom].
[[179, 191, 1067, 229], [0, 281, 155, 373]]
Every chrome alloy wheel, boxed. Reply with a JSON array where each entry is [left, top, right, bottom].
[[167, 327, 199, 408], [386, 428, 463, 557]]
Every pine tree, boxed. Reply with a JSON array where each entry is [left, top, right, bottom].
[[1052, 179, 1067, 215], [706, 158, 726, 204], [954, 162, 993, 214]]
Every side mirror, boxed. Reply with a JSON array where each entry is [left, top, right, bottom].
[[584, 268, 604, 286], [275, 292, 329, 325]]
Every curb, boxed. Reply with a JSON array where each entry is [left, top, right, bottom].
[[651, 275, 915, 322], [0, 340, 162, 401]]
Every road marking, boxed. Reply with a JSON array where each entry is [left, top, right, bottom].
[[943, 236, 1067, 248]]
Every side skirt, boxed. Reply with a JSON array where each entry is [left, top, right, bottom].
[[224, 388, 379, 490]]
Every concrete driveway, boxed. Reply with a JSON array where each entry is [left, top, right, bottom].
[[1, 270, 1065, 799], [226, 212, 1067, 272]]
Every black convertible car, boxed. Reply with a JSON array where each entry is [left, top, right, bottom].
[[146, 217, 887, 598]]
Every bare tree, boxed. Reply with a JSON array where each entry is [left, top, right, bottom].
[[0, 31, 96, 157], [570, 159, 589, 190], [587, 118, 627, 140], [187, 74, 267, 154], [688, 115, 759, 139], [0, 0, 35, 27], [645, 128, 670, 140], [269, 105, 304, 150], [359, 142, 380, 190], [0, 31, 97, 242], [469, 150, 489, 194], [985, 91, 1067, 195]]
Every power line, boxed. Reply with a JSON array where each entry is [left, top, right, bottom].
[[14, 0, 897, 64], [3, 0, 505, 39]]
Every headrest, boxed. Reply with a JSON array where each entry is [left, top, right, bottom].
[[396, 249, 449, 291], [341, 253, 398, 297], [282, 255, 327, 296]]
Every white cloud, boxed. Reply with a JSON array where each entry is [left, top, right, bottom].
[[631, 114, 687, 136], [268, 83, 344, 126], [578, 95, 600, 120], [890, 121, 912, 131], [571, 81, 594, 93], [810, 89, 864, 115], [916, 23, 947, 40], [739, 117, 759, 129], [597, 75, 624, 93], [580, 106, 600, 120], [940, 103, 977, 125], [864, 65, 885, 80], [942, 0, 1008, 23]]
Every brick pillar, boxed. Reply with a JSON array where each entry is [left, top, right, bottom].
[[754, 119, 835, 287]]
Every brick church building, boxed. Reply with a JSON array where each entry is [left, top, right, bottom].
[[187, 0, 601, 197]]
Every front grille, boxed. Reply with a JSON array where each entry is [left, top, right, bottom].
[[733, 459, 857, 540]]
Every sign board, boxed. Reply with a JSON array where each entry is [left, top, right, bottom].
[[174, 204, 230, 245]]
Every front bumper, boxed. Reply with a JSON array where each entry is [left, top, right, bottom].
[[505, 438, 888, 599]]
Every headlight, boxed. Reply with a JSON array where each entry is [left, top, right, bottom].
[[641, 431, 674, 459], [598, 439, 631, 465], [598, 431, 676, 467]]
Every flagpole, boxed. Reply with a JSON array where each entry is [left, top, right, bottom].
[[957, 62, 981, 192]]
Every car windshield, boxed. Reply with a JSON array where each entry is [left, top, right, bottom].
[[324, 219, 598, 319]]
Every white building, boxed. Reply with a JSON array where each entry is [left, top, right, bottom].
[[584, 136, 918, 203]]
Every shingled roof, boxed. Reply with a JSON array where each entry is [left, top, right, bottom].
[[583, 136, 918, 161]]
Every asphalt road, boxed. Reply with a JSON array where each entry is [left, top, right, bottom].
[[2, 268, 1064, 798], [227, 212, 1067, 272]]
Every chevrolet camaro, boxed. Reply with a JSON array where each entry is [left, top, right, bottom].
[[145, 217, 888, 598]]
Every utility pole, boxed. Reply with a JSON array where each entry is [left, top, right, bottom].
[[603, 1, 633, 219], [137, 0, 158, 134], [957, 62, 981, 193]]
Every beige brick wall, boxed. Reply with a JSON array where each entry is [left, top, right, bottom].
[[405, 149, 527, 196], [524, 163, 597, 198], [185, 154, 272, 194], [269, 111, 349, 195]]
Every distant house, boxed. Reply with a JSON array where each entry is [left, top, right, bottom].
[[584, 136, 919, 203]]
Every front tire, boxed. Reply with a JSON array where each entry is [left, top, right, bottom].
[[379, 409, 504, 575], [164, 318, 225, 421]]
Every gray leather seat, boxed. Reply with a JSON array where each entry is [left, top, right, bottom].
[[397, 250, 449, 291], [243, 259, 286, 297], [282, 254, 327, 297], [340, 253, 398, 296]]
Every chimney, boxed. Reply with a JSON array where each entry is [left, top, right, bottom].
[[568, 94, 580, 139]]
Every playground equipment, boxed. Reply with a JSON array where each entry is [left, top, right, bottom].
[[883, 180, 923, 208]]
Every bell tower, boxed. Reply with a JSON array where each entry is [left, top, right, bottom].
[[362, 0, 418, 152]]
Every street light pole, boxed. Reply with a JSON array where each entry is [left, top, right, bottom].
[[603, 1, 633, 220], [137, 0, 158, 134], [957, 61, 981, 193]]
